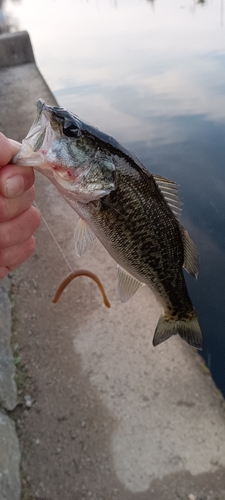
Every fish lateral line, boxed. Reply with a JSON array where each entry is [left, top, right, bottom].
[[52, 269, 111, 308]]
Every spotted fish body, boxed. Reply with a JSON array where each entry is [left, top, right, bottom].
[[13, 99, 203, 349]]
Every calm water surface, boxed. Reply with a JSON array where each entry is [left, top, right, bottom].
[[3, 0, 225, 394]]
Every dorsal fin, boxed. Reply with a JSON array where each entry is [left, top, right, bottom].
[[181, 227, 199, 279], [153, 174, 182, 220]]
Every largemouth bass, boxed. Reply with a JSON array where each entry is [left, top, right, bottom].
[[13, 99, 203, 350]]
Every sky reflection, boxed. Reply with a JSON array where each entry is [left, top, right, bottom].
[[4, 0, 224, 137]]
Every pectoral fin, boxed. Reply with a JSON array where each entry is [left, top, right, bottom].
[[117, 265, 144, 302], [74, 218, 97, 257]]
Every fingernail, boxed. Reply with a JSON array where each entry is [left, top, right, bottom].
[[4, 175, 24, 197]]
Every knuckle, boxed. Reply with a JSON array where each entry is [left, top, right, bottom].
[[0, 187, 37, 223], [0, 196, 11, 222], [29, 206, 41, 232], [0, 223, 12, 249], [26, 185, 36, 204], [13, 237, 36, 267], [0, 236, 36, 271], [0, 248, 7, 267], [24, 235, 36, 254]]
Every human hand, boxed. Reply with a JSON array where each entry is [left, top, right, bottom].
[[0, 133, 41, 279]]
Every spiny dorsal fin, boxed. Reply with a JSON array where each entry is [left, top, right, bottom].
[[153, 174, 182, 220], [116, 265, 144, 302], [74, 218, 97, 257], [181, 227, 199, 279]]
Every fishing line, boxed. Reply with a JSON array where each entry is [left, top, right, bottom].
[[33, 200, 73, 272], [101, 199, 126, 219]]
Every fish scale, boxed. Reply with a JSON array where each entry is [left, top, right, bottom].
[[13, 99, 203, 350], [80, 160, 194, 318]]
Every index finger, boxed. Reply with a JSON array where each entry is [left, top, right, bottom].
[[0, 133, 21, 167]]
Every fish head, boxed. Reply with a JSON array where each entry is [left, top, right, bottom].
[[13, 99, 116, 203]]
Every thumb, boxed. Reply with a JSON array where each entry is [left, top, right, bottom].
[[0, 133, 21, 167]]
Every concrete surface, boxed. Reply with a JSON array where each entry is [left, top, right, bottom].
[[0, 275, 20, 500], [0, 31, 57, 500], [0, 31, 35, 68], [0, 31, 225, 500], [0, 276, 17, 411], [0, 412, 20, 500]]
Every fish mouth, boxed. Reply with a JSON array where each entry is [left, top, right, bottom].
[[12, 99, 91, 194], [13, 99, 80, 170], [13, 99, 61, 168], [51, 165, 81, 184], [52, 165, 73, 180], [13, 99, 116, 203]]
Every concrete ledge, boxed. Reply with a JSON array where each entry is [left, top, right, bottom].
[[0, 277, 17, 411], [0, 31, 35, 68], [0, 412, 21, 500], [0, 30, 56, 500], [1, 30, 225, 500]]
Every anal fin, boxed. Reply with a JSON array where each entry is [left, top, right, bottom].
[[117, 265, 144, 302]]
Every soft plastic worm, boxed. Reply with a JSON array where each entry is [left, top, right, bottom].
[[52, 269, 111, 308]]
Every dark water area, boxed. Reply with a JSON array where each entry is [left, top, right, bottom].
[[139, 117, 225, 388], [3, 0, 225, 394]]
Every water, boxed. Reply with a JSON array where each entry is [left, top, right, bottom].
[[3, 0, 225, 395]]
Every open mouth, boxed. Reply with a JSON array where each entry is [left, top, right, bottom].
[[50, 163, 90, 192], [52, 165, 75, 181]]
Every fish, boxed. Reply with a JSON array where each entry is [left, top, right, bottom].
[[13, 98, 203, 350], [52, 269, 110, 308]]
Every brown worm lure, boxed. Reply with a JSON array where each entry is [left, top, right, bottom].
[[52, 269, 110, 308]]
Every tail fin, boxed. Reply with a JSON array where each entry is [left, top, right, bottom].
[[153, 313, 203, 350]]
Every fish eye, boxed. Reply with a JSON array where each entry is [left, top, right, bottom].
[[63, 121, 82, 138]]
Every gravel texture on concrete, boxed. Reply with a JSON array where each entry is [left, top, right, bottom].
[[0, 277, 17, 411], [0, 273, 20, 500], [0, 31, 57, 500], [0, 412, 21, 500], [0, 31, 225, 500]]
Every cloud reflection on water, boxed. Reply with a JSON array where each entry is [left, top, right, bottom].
[[4, 0, 224, 139]]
